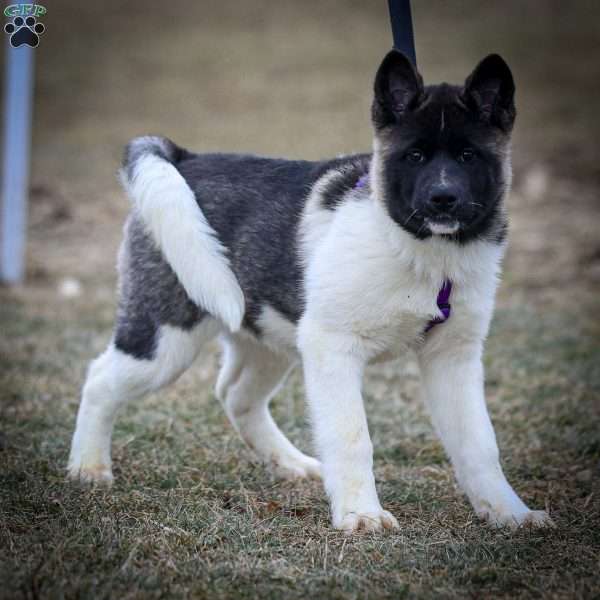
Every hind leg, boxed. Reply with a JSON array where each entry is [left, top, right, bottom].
[[68, 320, 219, 484], [216, 335, 321, 480]]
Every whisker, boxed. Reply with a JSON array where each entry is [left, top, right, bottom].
[[404, 209, 419, 225]]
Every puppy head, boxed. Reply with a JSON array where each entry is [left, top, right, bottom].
[[371, 51, 515, 243]]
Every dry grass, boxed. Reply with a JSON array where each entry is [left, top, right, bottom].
[[2, 298, 600, 599], [1, 1, 600, 598]]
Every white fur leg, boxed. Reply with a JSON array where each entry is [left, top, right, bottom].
[[123, 154, 245, 332], [299, 320, 398, 533], [217, 335, 321, 481], [68, 322, 217, 484], [419, 343, 554, 529]]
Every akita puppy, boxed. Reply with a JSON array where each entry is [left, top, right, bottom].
[[68, 51, 553, 533]]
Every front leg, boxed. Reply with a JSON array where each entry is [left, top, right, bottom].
[[418, 340, 553, 529], [299, 321, 398, 533]]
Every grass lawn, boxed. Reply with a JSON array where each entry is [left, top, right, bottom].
[[2, 293, 600, 598]]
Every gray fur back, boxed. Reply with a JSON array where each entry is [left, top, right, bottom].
[[176, 152, 371, 331]]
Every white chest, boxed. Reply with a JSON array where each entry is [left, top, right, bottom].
[[295, 198, 504, 358]]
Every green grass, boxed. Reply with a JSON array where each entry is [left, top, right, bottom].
[[1, 297, 599, 599]]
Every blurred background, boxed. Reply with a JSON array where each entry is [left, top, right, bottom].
[[2, 0, 600, 310], [1, 2, 599, 598]]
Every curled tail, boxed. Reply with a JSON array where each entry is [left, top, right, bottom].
[[120, 136, 245, 332]]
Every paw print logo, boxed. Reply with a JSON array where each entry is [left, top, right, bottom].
[[4, 15, 45, 48]]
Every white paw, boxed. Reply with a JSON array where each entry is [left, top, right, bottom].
[[270, 454, 322, 481], [519, 510, 555, 528], [67, 462, 114, 486], [335, 509, 399, 534], [479, 506, 555, 530]]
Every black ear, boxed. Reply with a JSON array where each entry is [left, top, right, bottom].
[[372, 50, 424, 129], [463, 54, 516, 131]]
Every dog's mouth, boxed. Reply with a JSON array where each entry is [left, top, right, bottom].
[[426, 217, 460, 235]]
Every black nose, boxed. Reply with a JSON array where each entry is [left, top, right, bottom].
[[428, 194, 457, 213]]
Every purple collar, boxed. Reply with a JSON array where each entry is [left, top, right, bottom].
[[353, 175, 453, 333], [425, 279, 453, 332], [355, 174, 369, 189]]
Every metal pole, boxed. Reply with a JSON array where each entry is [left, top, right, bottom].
[[1, 40, 35, 284]]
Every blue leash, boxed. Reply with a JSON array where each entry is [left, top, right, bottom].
[[387, 0, 417, 66]]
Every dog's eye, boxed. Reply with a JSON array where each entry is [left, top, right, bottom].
[[459, 148, 475, 163], [406, 149, 425, 164]]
